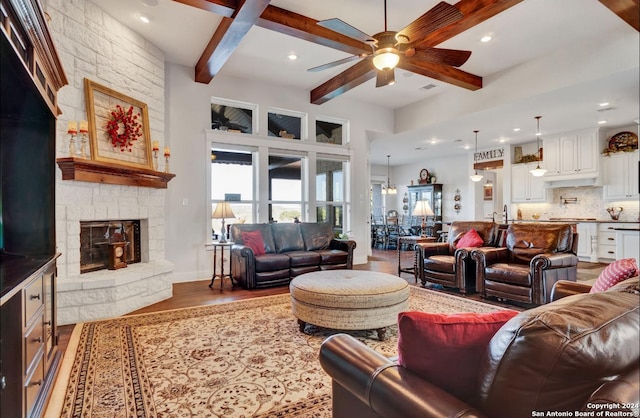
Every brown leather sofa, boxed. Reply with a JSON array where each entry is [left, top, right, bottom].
[[230, 222, 356, 289], [319, 277, 640, 418], [415, 221, 500, 293], [471, 223, 578, 305]]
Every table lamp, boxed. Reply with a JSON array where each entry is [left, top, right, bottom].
[[212, 202, 236, 243], [412, 200, 434, 237]]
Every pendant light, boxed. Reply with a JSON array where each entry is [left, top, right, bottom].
[[470, 130, 483, 182], [530, 116, 547, 177], [382, 155, 397, 195]]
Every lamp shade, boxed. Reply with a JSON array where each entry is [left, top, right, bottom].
[[530, 165, 547, 177], [412, 200, 434, 217], [212, 202, 236, 219]]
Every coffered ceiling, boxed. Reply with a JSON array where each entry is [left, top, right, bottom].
[[91, 0, 639, 164]]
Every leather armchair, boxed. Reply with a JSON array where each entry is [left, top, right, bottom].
[[415, 221, 499, 293], [319, 278, 640, 418], [471, 223, 578, 305]]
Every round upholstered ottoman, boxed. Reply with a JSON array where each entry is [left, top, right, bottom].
[[289, 270, 410, 340]]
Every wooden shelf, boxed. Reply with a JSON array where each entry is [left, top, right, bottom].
[[56, 157, 175, 189]]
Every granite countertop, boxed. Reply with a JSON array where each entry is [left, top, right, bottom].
[[513, 219, 640, 224]]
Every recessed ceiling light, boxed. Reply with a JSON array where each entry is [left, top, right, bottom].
[[598, 120, 607, 124], [499, 139, 506, 143], [513, 128, 520, 132], [139, 15, 150, 23], [464, 145, 471, 150], [599, 102, 610, 107], [430, 139, 437, 144], [480, 35, 492, 43], [288, 54, 298, 60]]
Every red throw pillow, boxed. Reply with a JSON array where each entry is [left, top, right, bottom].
[[397, 310, 519, 401], [456, 228, 484, 249], [590, 258, 638, 293], [242, 230, 266, 255]]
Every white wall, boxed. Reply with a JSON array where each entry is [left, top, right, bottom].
[[165, 63, 394, 282], [390, 153, 476, 220]]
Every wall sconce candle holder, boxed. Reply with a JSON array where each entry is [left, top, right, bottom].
[[454, 189, 461, 213]]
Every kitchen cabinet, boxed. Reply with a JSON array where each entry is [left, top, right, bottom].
[[543, 136, 561, 175], [575, 223, 597, 262], [511, 163, 546, 202], [543, 129, 598, 177], [597, 223, 619, 261], [603, 150, 639, 200], [616, 229, 639, 264]]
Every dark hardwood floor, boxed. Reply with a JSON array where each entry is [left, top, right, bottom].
[[57, 248, 606, 352]]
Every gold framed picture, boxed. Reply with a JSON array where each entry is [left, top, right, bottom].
[[84, 78, 153, 169]]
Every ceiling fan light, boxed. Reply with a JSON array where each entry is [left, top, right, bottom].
[[373, 49, 399, 71]]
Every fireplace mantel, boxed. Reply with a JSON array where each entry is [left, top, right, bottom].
[[56, 157, 175, 189]]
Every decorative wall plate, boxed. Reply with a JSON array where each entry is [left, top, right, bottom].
[[608, 131, 638, 151]]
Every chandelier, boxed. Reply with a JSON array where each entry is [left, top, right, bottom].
[[470, 130, 483, 182], [382, 155, 397, 195], [530, 116, 547, 177]]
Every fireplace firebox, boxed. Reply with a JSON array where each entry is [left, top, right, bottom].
[[80, 220, 141, 273]]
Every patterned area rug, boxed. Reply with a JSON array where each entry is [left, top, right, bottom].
[[49, 287, 509, 418]]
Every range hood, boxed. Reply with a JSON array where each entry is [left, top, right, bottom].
[[545, 176, 601, 188]]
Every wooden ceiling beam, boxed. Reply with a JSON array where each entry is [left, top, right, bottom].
[[597, 0, 639, 31], [256, 6, 370, 55], [397, 59, 482, 91], [310, 60, 376, 105], [414, 0, 525, 48], [194, 0, 271, 84], [171, 0, 237, 17]]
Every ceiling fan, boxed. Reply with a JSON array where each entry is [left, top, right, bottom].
[[308, 0, 472, 88]]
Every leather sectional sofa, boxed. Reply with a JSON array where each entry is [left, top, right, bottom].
[[229, 222, 356, 289], [319, 277, 640, 418]]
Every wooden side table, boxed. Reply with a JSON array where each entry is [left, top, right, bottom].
[[205, 242, 234, 290], [397, 236, 436, 281]]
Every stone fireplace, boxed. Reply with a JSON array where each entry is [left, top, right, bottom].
[[55, 181, 174, 326]]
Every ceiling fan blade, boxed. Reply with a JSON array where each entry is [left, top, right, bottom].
[[307, 54, 365, 72], [318, 18, 376, 43], [375, 68, 395, 87], [411, 47, 471, 67], [397, 1, 463, 42]]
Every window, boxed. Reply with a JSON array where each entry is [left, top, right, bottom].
[[316, 157, 348, 235], [207, 108, 351, 233], [211, 149, 255, 238], [268, 108, 307, 140], [268, 153, 304, 223], [211, 98, 256, 134], [316, 116, 347, 145]]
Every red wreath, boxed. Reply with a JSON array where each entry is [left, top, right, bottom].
[[105, 105, 142, 152]]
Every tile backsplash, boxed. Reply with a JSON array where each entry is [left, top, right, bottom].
[[515, 187, 639, 222]]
